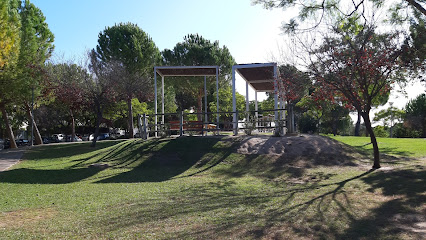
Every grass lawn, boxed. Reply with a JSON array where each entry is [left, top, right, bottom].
[[328, 135, 426, 158], [0, 136, 425, 239]]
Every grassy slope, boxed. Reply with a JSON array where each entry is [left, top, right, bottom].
[[0, 137, 425, 239]]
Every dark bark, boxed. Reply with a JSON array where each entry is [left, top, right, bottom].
[[405, 0, 426, 16], [0, 102, 17, 149], [91, 101, 102, 148], [127, 98, 134, 138], [354, 112, 361, 136], [361, 112, 381, 169], [70, 109, 75, 142], [25, 103, 43, 145], [332, 110, 337, 136]]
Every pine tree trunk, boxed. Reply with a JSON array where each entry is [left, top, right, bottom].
[[127, 98, 134, 138], [0, 102, 17, 149], [361, 112, 381, 169], [25, 103, 43, 145], [332, 110, 337, 136], [70, 109, 75, 142], [355, 112, 361, 136], [91, 101, 102, 148]]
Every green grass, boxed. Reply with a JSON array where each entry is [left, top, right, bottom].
[[0, 137, 425, 239], [328, 135, 426, 158]]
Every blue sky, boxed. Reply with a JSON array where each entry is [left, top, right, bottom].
[[31, 0, 294, 100], [32, 0, 289, 63], [31, 0, 424, 111]]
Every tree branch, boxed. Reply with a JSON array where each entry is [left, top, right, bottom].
[[405, 0, 426, 16]]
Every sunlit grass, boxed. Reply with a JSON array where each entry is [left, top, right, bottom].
[[328, 135, 426, 158]]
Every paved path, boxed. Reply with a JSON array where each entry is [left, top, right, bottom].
[[0, 147, 28, 171]]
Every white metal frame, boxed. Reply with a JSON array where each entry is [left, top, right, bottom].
[[231, 63, 283, 135], [154, 66, 220, 137]]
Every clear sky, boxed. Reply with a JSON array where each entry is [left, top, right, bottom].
[[31, 0, 292, 101], [31, 0, 424, 116]]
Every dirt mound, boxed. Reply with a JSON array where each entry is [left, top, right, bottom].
[[236, 134, 360, 167]]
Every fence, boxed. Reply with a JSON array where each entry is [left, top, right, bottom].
[[137, 108, 287, 139]]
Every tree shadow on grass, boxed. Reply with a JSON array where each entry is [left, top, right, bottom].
[[338, 168, 426, 239], [97, 137, 233, 183], [24, 140, 125, 160], [0, 168, 102, 184], [89, 170, 376, 239]]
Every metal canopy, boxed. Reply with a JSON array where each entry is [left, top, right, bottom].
[[155, 66, 219, 77], [154, 65, 220, 137], [235, 63, 276, 92], [231, 62, 282, 136]]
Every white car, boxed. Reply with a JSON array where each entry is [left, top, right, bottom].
[[52, 134, 65, 142]]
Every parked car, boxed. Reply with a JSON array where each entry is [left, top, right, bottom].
[[48, 136, 60, 143], [15, 139, 28, 146], [0, 138, 4, 150], [89, 133, 110, 141], [65, 135, 82, 142], [42, 137, 50, 144], [3, 139, 10, 149], [52, 134, 65, 142]]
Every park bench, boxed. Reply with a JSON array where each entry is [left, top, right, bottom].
[[169, 120, 204, 132]]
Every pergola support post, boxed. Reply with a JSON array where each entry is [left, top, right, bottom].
[[255, 91, 258, 129], [246, 81, 249, 125], [162, 76, 165, 125], [216, 67, 219, 134], [179, 111, 183, 137], [142, 113, 147, 139], [154, 68, 158, 138], [232, 66, 237, 135], [204, 76, 208, 136]]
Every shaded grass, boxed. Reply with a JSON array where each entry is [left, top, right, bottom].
[[0, 136, 425, 239]]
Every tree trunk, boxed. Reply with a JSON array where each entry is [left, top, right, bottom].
[[127, 98, 134, 138], [361, 112, 381, 169], [197, 88, 203, 122], [91, 101, 102, 148], [0, 102, 17, 149], [355, 112, 361, 136], [25, 103, 43, 145], [332, 110, 337, 136], [70, 109, 75, 142]]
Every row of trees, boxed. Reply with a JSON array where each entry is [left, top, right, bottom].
[[0, 1, 242, 147]]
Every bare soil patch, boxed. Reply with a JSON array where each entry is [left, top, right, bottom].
[[236, 134, 361, 167], [0, 208, 57, 229]]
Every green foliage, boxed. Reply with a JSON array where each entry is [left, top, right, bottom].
[[373, 125, 389, 137], [93, 22, 161, 134], [162, 34, 236, 111], [393, 122, 422, 138], [209, 85, 246, 123], [0, 0, 20, 72], [404, 93, 426, 137], [96, 22, 161, 75], [16, 0, 54, 101], [373, 107, 405, 126], [104, 98, 151, 129], [298, 113, 318, 133], [254, 0, 426, 33]]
